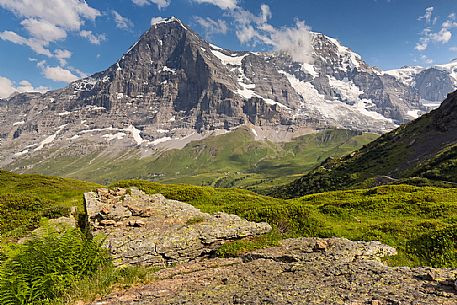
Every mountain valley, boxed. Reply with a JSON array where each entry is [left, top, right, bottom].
[[1, 15, 457, 305], [1, 18, 456, 184]]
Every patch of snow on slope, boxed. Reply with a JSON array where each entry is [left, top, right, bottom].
[[209, 43, 222, 50], [34, 124, 67, 151], [327, 37, 361, 70], [407, 110, 421, 119], [237, 67, 291, 109], [279, 70, 393, 123], [301, 63, 318, 77], [434, 60, 457, 86], [162, 66, 177, 74], [384, 66, 423, 87], [102, 133, 126, 141], [14, 150, 29, 157], [210, 49, 247, 66], [125, 125, 145, 145], [327, 76, 363, 103], [250, 128, 258, 137], [13, 121, 25, 126]]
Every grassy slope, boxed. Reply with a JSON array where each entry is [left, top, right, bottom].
[[10, 128, 378, 190], [0, 170, 100, 241], [273, 91, 457, 198], [113, 180, 457, 267]]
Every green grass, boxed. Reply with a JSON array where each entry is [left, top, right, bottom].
[[275, 100, 457, 198], [0, 170, 100, 241], [113, 180, 457, 267], [0, 170, 456, 304], [8, 128, 378, 190]]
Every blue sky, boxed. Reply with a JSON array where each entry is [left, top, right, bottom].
[[0, 0, 456, 97]]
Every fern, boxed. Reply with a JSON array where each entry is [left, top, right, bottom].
[[0, 228, 111, 304]]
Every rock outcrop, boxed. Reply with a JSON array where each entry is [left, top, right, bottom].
[[90, 237, 457, 305], [84, 188, 271, 266]]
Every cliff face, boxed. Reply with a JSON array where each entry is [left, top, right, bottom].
[[0, 18, 449, 172]]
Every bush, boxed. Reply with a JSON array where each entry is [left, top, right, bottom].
[[0, 228, 111, 305], [408, 225, 457, 267]]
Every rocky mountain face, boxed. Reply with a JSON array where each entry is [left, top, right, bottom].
[[385, 60, 457, 108], [274, 90, 457, 198], [0, 17, 449, 172]]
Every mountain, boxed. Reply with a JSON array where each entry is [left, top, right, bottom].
[[384, 59, 457, 109], [273, 90, 457, 198], [0, 17, 449, 177]]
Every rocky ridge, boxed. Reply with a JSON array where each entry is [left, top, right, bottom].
[[0, 18, 448, 173], [90, 237, 457, 305], [84, 188, 271, 266], [385, 59, 457, 107]]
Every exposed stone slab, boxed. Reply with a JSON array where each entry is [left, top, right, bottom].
[[84, 188, 271, 266], [90, 237, 457, 305]]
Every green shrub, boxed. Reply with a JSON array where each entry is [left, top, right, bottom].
[[0, 228, 111, 305], [408, 225, 457, 267]]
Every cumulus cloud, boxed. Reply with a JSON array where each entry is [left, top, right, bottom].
[[416, 9, 457, 51], [222, 4, 314, 64], [112, 10, 134, 30], [0, 76, 48, 99], [192, 0, 238, 10], [194, 17, 228, 38], [450, 46, 457, 52], [20, 18, 67, 42], [132, 0, 171, 9], [0, 30, 53, 56], [0, 0, 103, 71], [40, 65, 79, 83], [80, 30, 107, 45], [0, 0, 100, 30]]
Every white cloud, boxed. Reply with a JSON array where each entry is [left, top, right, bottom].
[[416, 10, 457, 51], [0, 0, 100, 31], [132, 0, 171, 9], [0, 30, 53, 56], [0, 76, 48, 99], [418, 7, 435, 24], [0, 76, 17, 98], [112, 10, 134, 30], [54, 49, 72, 66], [450, 46, 457, 52], [194, 17, 228, 37], [40, 65, 79, 83], [151, 16, 166, 25], [266, 21, 314, 64], [0, 0, 102, 70], [80, 30, 106, 45], [21, 18, 67, 42], [192, 0, 238, 10], [219, 4, 314, 64]]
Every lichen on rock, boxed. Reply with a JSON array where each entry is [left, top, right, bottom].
[[84, 187, 271, 266]]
